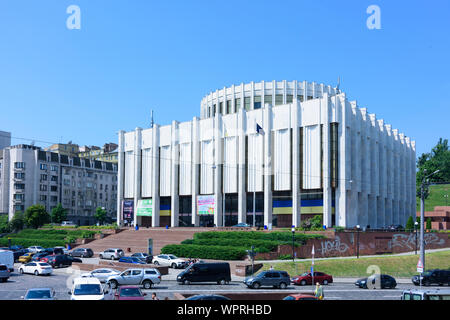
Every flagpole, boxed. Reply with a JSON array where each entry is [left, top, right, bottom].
[[312, 244, 315, 287], [253, 131, 256, 228]]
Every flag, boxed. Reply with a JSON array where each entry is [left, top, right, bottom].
[[256, 123, 265, 136]]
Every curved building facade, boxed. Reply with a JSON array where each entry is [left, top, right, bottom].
[[117, 80, 416, 229]]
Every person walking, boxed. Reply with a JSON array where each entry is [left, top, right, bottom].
[[152, 292, 159, 300], [314, 282, 324, 300]]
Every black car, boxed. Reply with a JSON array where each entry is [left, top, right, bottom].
[[185, 295, 231, 300], [412, 269, 450, 286], [131, 253, 152, 264], [46, 254, 79, 268], [69, 248, 94, 258], [355, 274, 397, 289]]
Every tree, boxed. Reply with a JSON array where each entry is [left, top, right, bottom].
[[0, 214, 11, 233], [95, 207, 107, 225], [417, 138, 450, 199], [9, 211, 25, 232], [51, 203, 67, 224], [24, 205, 50, 229], [405, 216, 414, 232]]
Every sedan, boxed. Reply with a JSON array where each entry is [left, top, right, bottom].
[[355, 274, 397, 289], [291, 272, 333, 286], [27, 246, 45, 253], [80, 268, 121, 283], [232, 223, 251, 228], [131, 253, 152, 264], [18, 252, 36, 263], [22, 288, 56, 300], [113, 286, 147, 300], [118, 257, 146, 264], [19, 262, 53, 276]]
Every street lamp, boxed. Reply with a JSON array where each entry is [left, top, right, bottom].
[[420, 169, 440, 272], [291, 226, 296, 264], [414, 221, 419, 255], [356, 225, 361, 259]]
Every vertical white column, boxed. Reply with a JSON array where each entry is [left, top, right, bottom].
[[392, 129, 399, 225], [116, 130, 125, 226], [264, 104, 273, 227], [337, 95, 349, 227], [238, 107, 246, 223], [369, 114, 378, 228], [171, 121, 179, 227], [292, 98, 301, 227], [133, 127, 142, 227], [322, 94, 332, 227], [214, 113, 223, 227], [152, 124, 160, 227], [377, 119, 386, 228], [191, 117, 200, 226]]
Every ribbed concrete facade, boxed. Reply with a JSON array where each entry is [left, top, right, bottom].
[[117, 80, 416, 229]]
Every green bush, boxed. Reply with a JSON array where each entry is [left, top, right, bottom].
[[161, 244, 247, 260], [0, 238, 66, 248], [193, 231, 324, 244], [181, 238, 285, 253]]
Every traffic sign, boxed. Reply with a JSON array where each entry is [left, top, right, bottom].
[[417, 259, 423, 273]]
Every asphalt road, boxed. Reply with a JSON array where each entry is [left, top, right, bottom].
[[0, 264, 444, 300]]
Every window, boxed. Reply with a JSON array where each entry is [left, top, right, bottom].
[[244, 97, 251, 110], [254, 96, 262, 109], [226, 100, 232, 114], [50, 165, 58, 171], [14, 162, 25, 169], [235, 98, 241, 111], [219, 102, 223, 114], [51, 176, 58, 182], [40, 174, 47, 181], [286, 95, 293, 103], [50, 196, 58, 202], [14, 183, 25, 190], [40, 195, 47, 201], [14, 172, 25, 179], [264, 95, 272, 105], [50, 186, 58, 192], [40, 163, 47, 170], [14, 194, 25, 201], [40, 184, 47, 191], [275, 94, 283, 105]]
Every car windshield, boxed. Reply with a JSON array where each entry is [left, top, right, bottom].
[[422, 271, 432, 276], [120, 288, 142, 297], [168, 255, 177, 259], [73, 284, 102, 295], [38, 263, 50, 267], [25, 290, 52, 299]]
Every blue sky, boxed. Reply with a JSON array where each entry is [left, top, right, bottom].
[[0, 0, 449, 157]]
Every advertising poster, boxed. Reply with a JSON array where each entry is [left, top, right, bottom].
[[137, 199, 153, 216], [197, 195, 215, 215], [122, 200, 134, 221]]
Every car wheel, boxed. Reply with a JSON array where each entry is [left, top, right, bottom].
[[154, 261, 159, 265], [218, 279, 226, 285], [109, 280, 118, 289], [143, 280, 153, 289], [323, 280, 328, 285], [171, 263, 177, 269], [300, 280, 307, 286], [183, 279, 190, 285], [99, 254, 103, 259], [19, 268, 24, 274], [34, 270, 39, 276], [252, 282, 261, 289], [279, 282, 287, 289]]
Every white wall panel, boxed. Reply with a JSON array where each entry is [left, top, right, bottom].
[[179, 142, 192, 195], [141, 148, 153, 197], [274, 128, 291, 190], [303, 125, 321, 189], [223, 136, 238, 193], [247, 134, 264, 192], [159, 145, 171, 196], [124, 151, 135, 198], [200, 140, 214, 194]]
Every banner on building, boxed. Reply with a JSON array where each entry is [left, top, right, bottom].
[[122, 200, 134, 221], [197, 195, 215, 215], [137, 199, 153, 216]]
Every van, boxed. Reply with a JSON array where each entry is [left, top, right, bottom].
[[177, 262, 231, 285], [0, 250, 14, 272], [69, 277, 105, 300]]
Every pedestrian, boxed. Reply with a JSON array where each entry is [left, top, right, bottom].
[[152, 292, 159, 300], [314, 282, 324, 300], [269, 265, 274, 270]]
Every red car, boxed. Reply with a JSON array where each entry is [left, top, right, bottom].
[[113, 286, 147, 300], [291, 272, 333, 286]]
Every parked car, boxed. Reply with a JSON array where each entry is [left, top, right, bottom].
[[27, 246, 45, 253], [22, 288, 56, 300], [80, 268, 121, 283], [69, 248, 94, 258], [131, 252, 152, 264], [0, 264, 10, 282], [106, 268, 161, 290], [113, 286, 147, 300], [283, 294, 318, 300], [177, 262, 231, 285], [18, 252, 36, 263], [119, 257, 146, 264], [386, 224, 404, 231], [412, 269, 450, 286], [32, 252, 52, 262], [61, 221, 77, 227], [244, 270, 291, 289], [69, 276, 105, 300], [355, 274, 397, 289], [46, 254, 75, 268], [19, 262, 53, 276], [291, 271, 333, 286], [185, 294, 231, 300], [53, 246, 69, 255], [231, 223, 251, 228], [153, 254, 187, 268], [13, 249, 29, 262], [99, 248, 125, 260], [401, 289, 450, 300]]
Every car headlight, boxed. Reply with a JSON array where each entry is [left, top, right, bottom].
[[361, 280, 366, 284]]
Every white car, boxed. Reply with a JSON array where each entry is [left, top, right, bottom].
[[69, 276, 105, 300], [27, 246, 45, 253], [152, 254, 187, 268], [80, 268, 121, 283], [19, 262, 53, 276]]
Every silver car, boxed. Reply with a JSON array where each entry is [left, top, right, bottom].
[[106, 268, 161, 289], [80, 268, 121, 283], [99, 248, 125, 260]]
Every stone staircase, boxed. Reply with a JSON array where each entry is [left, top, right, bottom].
[[84, 227, 216, 256]]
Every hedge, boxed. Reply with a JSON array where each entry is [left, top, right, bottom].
[[0, 238, 66, 248], [193, 231, 325, 244], [7, 229, 97, 239], [161, 244, 248, 260], [181, 238, 286, 253]]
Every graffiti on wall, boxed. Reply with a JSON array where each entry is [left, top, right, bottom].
[[388, 233, 445, 250], [319, 236, 350, 255]]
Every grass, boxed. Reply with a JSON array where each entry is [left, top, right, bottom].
[[417, 183, 450, 211], [261, 250, 450, 278]]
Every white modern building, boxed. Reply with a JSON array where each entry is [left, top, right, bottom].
[[0, 144, 118, 225], [117, 80, 416, 229]]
